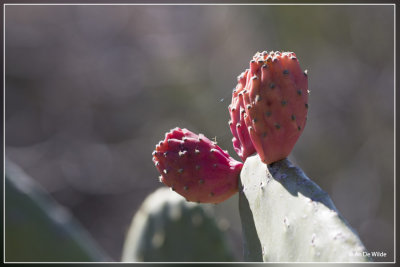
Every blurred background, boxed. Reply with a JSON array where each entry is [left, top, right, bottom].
[[5, 4, 394, 262]]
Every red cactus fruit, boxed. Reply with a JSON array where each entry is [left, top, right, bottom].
[[229, 51, 309, 164], [152, 127, 243, 204]]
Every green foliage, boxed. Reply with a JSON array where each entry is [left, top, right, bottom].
[[121, 187, 235, 262], [5, 160, 108, 262], [239, 155, 370, 262]]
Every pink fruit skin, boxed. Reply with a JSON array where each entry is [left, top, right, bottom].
[[229, 51, 309, 164], [229, 71, 257, 161], [152, 127, 243, 204]]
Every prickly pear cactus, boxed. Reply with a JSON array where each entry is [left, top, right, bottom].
[[122, 187, 235, 262], [239, 155, 370, 262], [5, 159, 108, 262]]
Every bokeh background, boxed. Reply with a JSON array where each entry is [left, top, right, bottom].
[[5, 4, 394, 262]]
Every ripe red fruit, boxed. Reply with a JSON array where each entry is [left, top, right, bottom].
[[152, 127, 243, 204], [229, 51, 309, 164]]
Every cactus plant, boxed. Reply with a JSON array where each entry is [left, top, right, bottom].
[[239, 155, 370, 262], [121, 187, 235, 262], [149, 50, 370, 262], [5, 159, 108, 262]]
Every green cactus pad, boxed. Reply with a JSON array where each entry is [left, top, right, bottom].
[[5, 159, 108, 262], [122, 187, 234, 262], [239, 155, 370, 262]]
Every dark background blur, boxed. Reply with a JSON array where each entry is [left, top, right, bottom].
[[5, 4, 394, 262]]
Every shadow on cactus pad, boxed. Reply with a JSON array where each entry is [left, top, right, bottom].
[[239, 155, 371, 262]]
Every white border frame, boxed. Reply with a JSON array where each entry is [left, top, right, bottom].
[[2, 2, 396, 264]]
